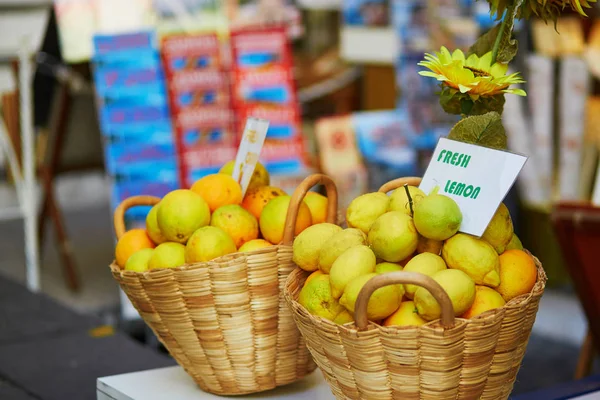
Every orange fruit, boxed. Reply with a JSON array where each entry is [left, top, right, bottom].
[[238, 239, 273, 252], [191, 173, 243, 212], [461, 286, 506, 319], [259, 195, 312, 244], [210, 204, 259, 248], [496, 250, 538, 302], [242, 186, 287, 219], [304, 192, 328, 224], [115, 229, 156, 268], [383, 301, 427, 327]]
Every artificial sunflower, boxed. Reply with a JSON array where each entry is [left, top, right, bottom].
[[418, 47, 526, 100], [488, 0, 597, 21]]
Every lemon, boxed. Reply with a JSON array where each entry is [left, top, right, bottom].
[[375, 262, 405, 301], [330, 245, 376, 299], [318, 228, 367, 273], [482, 203, 514, 254], [148, 242, 186, 269], [146, 204, 167, 244], [185, 226, 237, 263], [414, 269, 476, 321], [125, 248, 154, 272], [506, 233, 524, 251], [298, 273, 345, 321], [333, 309, 355, 325], [157, 189, 211, 244], [340, 273, 401, 320], [413, 194, 462, 241], [388, 186, 425, 215], [442, 233, 500, 287], [368, 211, 419, 263], [293, 223, 342, 271], [402, 253, 447, 299], [346, 192, 390, 234], [219, 160, 269, 190]]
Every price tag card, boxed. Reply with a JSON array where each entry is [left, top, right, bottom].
[[232, 117, 270, 196], [419, 138, 528, 237]]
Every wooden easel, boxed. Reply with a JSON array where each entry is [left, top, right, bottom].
[[551, 202, 600, 378], [37, 81, 80, 292]]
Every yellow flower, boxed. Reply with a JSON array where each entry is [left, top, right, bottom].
[[418, 47, 526, 100], [488, 0, 597, 21]]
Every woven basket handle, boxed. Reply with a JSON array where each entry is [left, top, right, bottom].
[[378, 177, 422, 193], [283, 174, 338, 245], [355, 271, 455, 330], [113, 195, 161, 239]]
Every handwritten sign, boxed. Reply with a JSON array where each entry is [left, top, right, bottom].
[[419, 138, 528, 237], [231, 118, 270, 196]]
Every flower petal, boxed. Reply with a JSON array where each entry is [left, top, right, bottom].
[[458, 84, 472, 93], [490, 62, 508, 76]]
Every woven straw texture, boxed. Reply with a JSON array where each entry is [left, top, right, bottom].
[[285, 258, 546, 400], [110, 247, 316, 395], [108, 174, 339, 395]]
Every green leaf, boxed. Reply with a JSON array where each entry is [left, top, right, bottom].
[[439, 86, 506, 117], [468, 0, 524, 63], [470, 95, 506, 115], [439, 87, 462, 115], [447, 112, 508, 150]]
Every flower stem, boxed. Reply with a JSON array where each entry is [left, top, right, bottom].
[[403, 184, 414, 217], [491, 9, 509, 65]]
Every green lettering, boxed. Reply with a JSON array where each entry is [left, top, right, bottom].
[[443, 151, 452, 164], [451, 152, 459, 165], [461, 155, 471, 168], [464, 185, 473, 197], [471, 187, 480, 199], [444, 180, 451, 192], [455, 183, 466, 196], [449, 181, 458, 193], [457, 154, 464, 167], [437, 150, 446, 162]]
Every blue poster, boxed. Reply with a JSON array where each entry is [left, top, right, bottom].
[[343, 0, 390, 27]]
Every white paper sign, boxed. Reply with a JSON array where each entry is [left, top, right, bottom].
[[232, 118, 270, 196], [419, 138, 528, 237]]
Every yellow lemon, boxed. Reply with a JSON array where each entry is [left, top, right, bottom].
[[339, 273, 401, 321], [414, 269, 476, 321]]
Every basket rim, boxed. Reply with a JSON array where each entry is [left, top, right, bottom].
[[283, 253, 548, 335], [110, 243, 293, 276]]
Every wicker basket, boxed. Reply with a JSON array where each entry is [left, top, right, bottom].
[[284, 176, 548, 400], [109, 174, 338, 395]]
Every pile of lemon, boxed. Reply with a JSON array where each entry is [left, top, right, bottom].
[[114, 161, 329, 272], [293, 185, 538, 327]]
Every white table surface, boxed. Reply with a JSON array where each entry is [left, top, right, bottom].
[[97, 366, 335, 400]]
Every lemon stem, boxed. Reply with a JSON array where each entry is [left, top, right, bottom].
[[403, 184, 414, 217], [491, 9, 509, 65]]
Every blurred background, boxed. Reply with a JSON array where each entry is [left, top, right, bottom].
[[2, 0, 600, 399]]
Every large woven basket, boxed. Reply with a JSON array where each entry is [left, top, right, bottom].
[[109, 174, 338, 395], [284, 176, 548, 400]]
